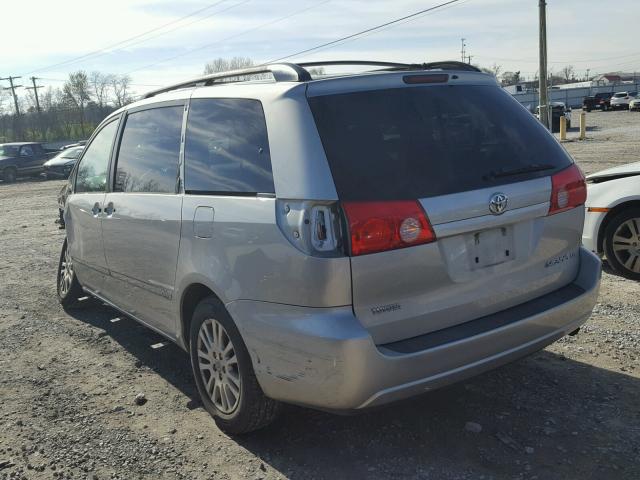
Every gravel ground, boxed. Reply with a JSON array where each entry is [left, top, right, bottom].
[[0, 109, 639, 480]]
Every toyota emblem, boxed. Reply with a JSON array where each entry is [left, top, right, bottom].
[[489, 192, 508, 215]]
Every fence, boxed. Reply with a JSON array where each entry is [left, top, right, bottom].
[[511, 83, 640, 110]]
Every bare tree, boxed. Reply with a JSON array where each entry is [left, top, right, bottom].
[[307, 67, 326, 77], [204, 56, 255, 74], [561, 65, 575, 83], [90, 71, 113, 108], [111, 74, 132, 108], [63, 71, 91, 135], [501, 71, 521, 86]]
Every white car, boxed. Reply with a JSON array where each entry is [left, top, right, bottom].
[[610, 91, 637, 110], [583, 162, 640, 279]]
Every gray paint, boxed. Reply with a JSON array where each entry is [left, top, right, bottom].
[[64, 69, 601, 412]]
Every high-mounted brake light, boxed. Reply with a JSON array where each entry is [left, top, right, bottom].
[[342, 201, 436, 256], [403, 74, 449, 84], [548, 164, 587, 215]]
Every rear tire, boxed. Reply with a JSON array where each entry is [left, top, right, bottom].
[[3, 167, 16, 183], [57, 238, 83, 307], [604, 208, 640, 281], [189, 296, 281, 434]]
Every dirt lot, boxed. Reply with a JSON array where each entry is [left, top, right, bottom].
[[0, 109, 639, 480]]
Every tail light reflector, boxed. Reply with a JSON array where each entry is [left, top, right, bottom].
[[342, 201, 436, 256], [548, 164, 586, 215]]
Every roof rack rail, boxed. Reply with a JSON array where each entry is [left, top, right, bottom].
[[143, 60, 482, 99], [297, 60, 415, 70], [143, 62, 311, 99], [297, 60, 481, 73]]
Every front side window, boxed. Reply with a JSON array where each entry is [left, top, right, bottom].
[[114, 106, 183, 193], [75, 120, 119, 193], [20, 145, 33, 157], [184, 98, 274, 194]]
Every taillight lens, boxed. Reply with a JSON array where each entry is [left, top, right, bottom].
[[548, 164, 587, 215], [342, 201, 436, 256]]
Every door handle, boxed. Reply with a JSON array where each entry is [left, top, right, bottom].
[[91, 202, 101, 216], [104, 202, 116, 216]]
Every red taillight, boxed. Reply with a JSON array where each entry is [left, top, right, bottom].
[[548, 164, 587, 215], [342, 201, 436, 256]]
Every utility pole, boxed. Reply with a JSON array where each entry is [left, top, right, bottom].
[[25, 77, 45, 140], [1, 76, 22, 116], [25, 77, 44, 112], [460, 38, 466, 63], [538, 0, 550, 130], [585, 68, 591, 82], [466, 55, 474, 65], [1, 76, 23, 140]]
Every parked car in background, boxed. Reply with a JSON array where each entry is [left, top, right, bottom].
[[43, 146, 84, 179], [0, 142, 55, 182], [536, 102, 571, 132], [60, 141, 87, 150], [57, 60, 601, 434], [583, 162, 640, 280], [629, 98, 640, 111], [582, 92, 612, 112], [610, 91, 637, 110]]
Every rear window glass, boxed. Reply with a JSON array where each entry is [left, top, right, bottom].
[[184, 98, 274, 194], [308, 85, 573, 201]]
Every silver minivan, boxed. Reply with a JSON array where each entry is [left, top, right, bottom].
[[57, 61, 601, 433]]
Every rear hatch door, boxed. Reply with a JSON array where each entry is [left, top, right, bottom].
[[308, 74, 584, 344]]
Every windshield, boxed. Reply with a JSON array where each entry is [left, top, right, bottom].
[[0, 145, 19, 157], [309, 85, 573, 201], [613, 93, 627, 98], [57, 147, 83, 159]]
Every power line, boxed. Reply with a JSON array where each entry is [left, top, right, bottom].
[[123, 0, 332, 75], [297, 0, 471, 58], [23, 0, 233, 75], [266, 0, 464, 63]]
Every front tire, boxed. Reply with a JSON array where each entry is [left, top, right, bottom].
[[3, 167, 16, 183], [189, 296, 281, 434], [604, 208, 640, 281], [57, 238, 83, 306]]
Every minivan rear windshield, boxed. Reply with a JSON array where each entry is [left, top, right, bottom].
[[308, 85, 573, 201]]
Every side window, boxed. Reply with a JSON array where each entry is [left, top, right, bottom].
[[75, 120, 119, 193], [184, 98, 274, 194], [20, 145, 33, 157], [114, 106, 183, 193]]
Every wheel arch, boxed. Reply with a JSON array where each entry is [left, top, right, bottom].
[[597, 200, 640, 253], [179, 282, 227, 352]]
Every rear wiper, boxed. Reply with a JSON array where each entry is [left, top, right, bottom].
[[484, 163, 555, 180]]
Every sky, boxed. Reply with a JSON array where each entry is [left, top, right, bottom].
[[1, 0, 638, 99]]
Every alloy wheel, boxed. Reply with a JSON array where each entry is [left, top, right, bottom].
[[611, 217, 640, 274], [197, 318, 241, 414], [59, 244, 74, 296]]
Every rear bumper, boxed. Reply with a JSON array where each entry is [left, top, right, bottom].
[[228, 247, 601, 411]]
